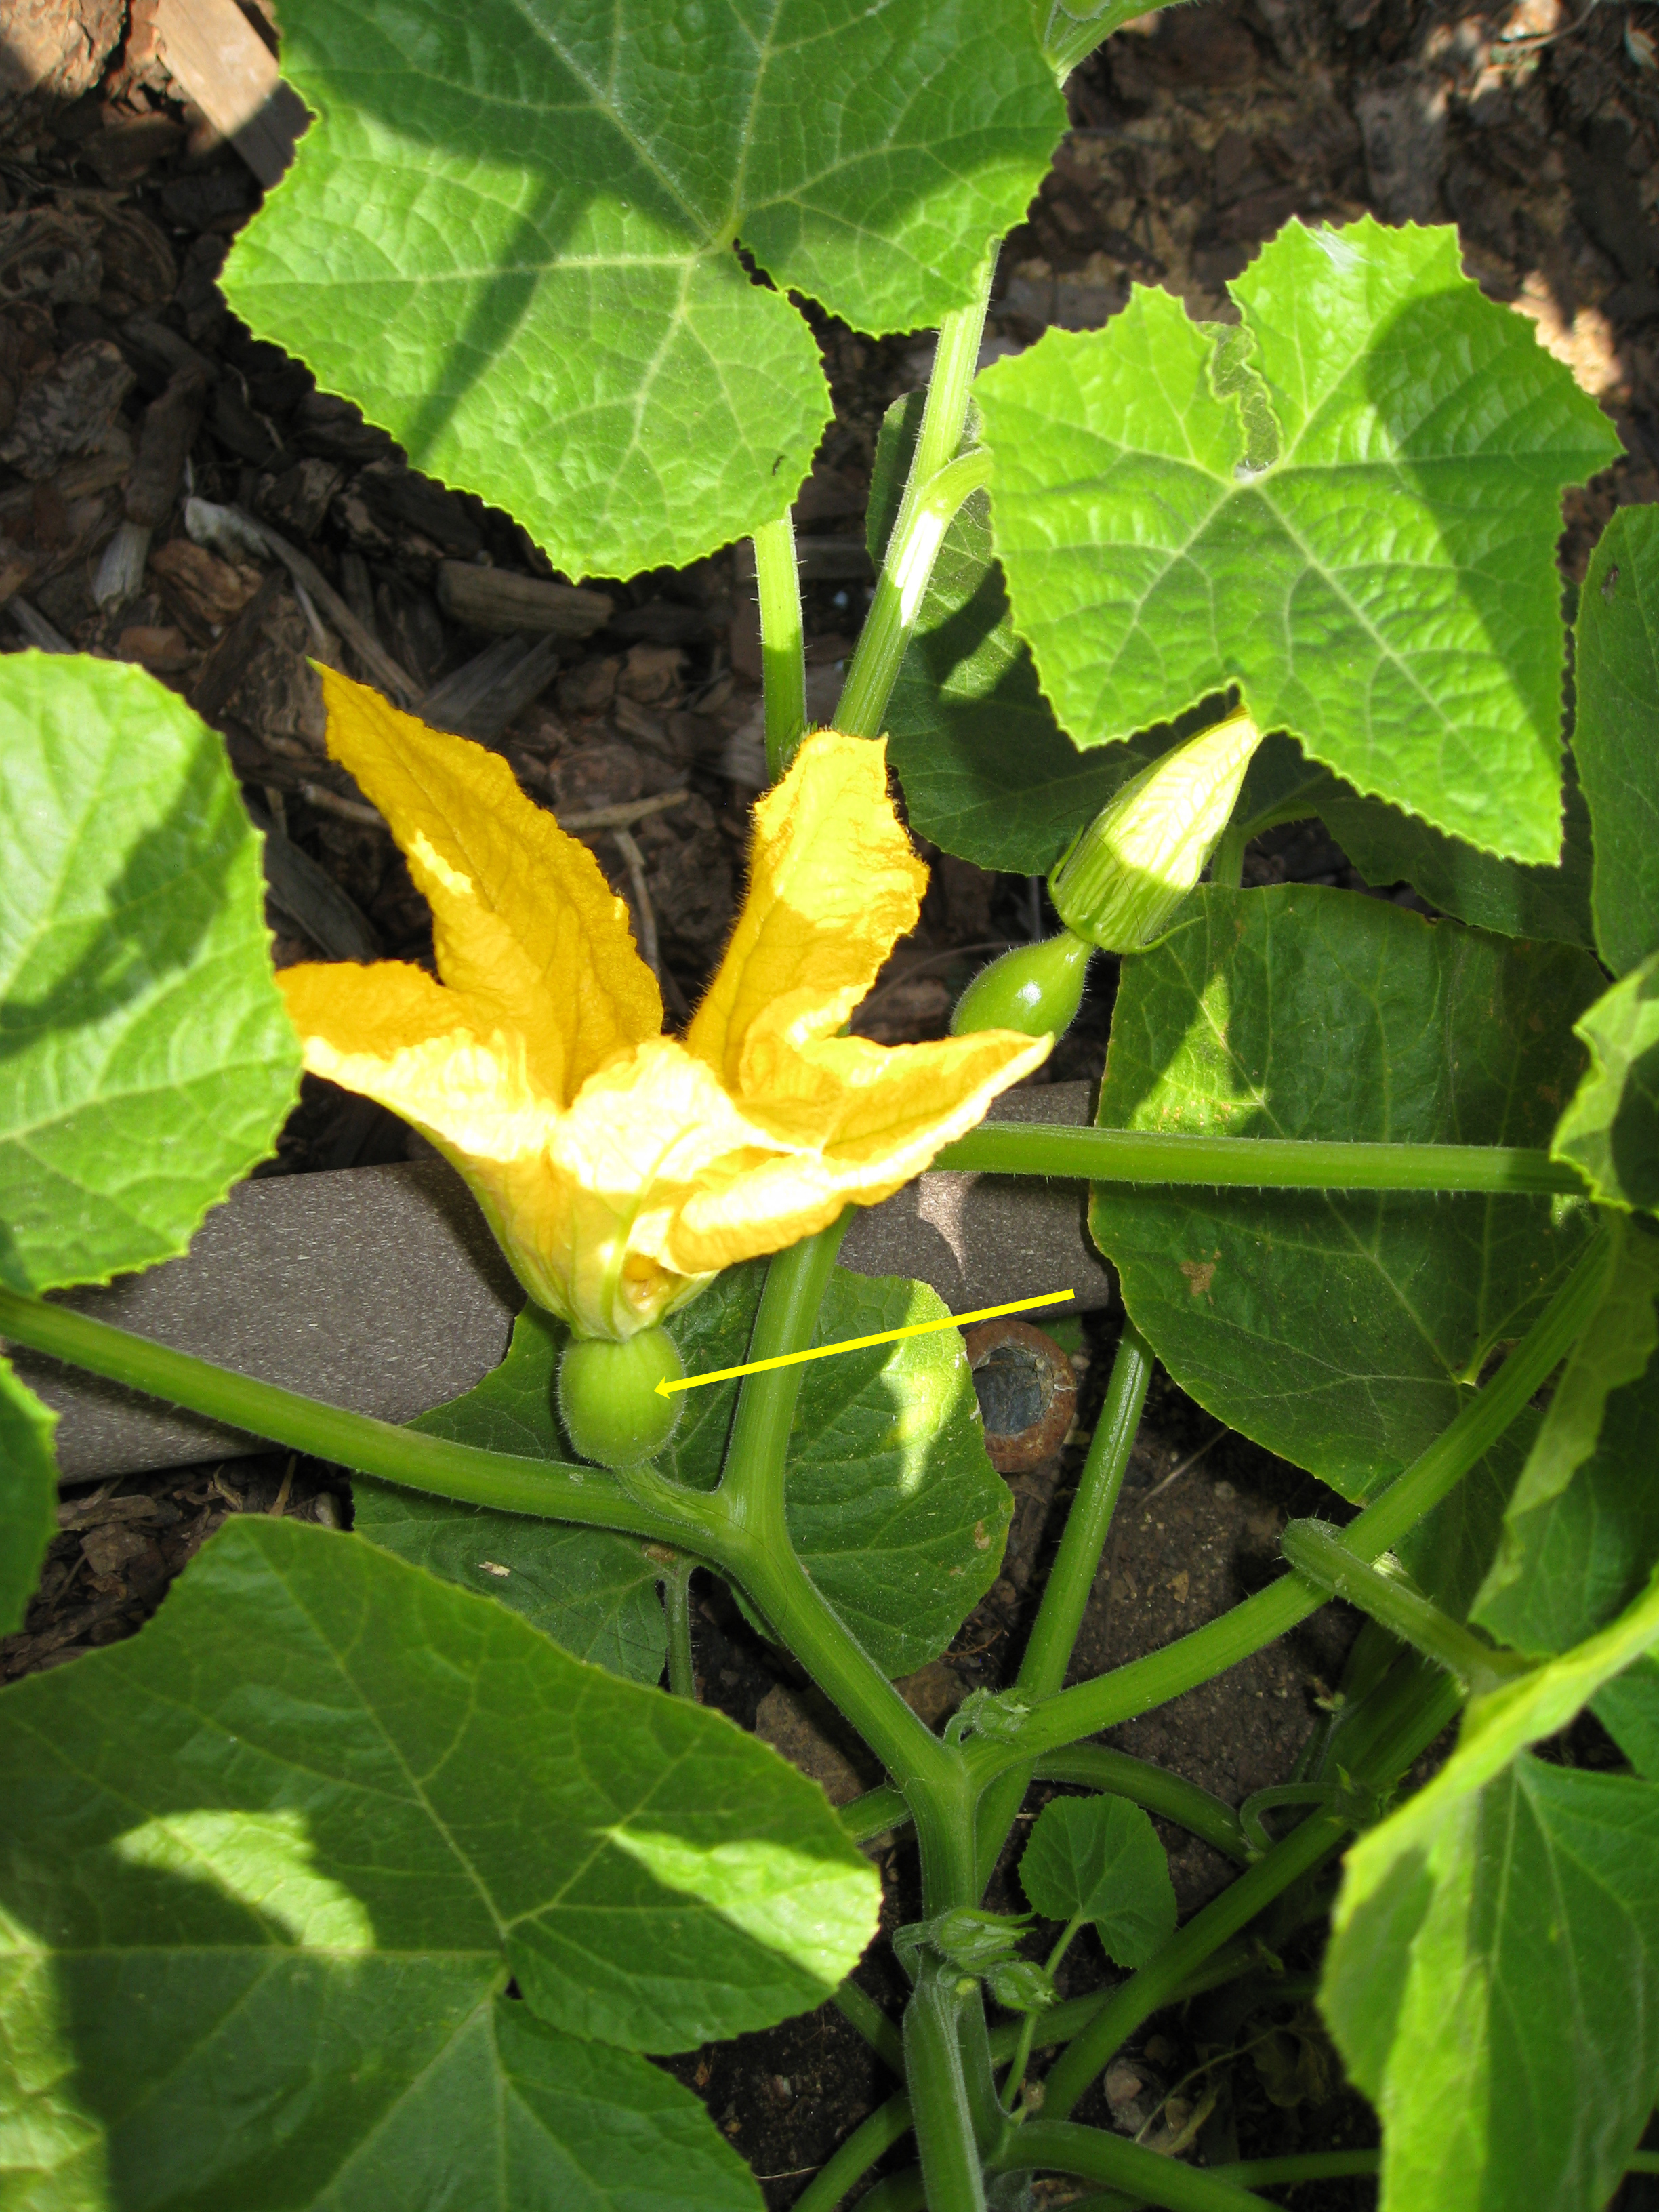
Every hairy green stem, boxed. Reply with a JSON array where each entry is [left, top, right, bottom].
[[752, 512, 807, 780], [835, 447, 992, 740], [1282, 1519, 1529, 1694], [975, 1323, 1155, 1889], [0, 1287, 720, 1550], [714, 1221, 976, 1906], [836, 248, 994, 739], [717, 1213, 851, 1552], [903, 1954, 987, 2212], [1207, 819, 1249, 892], [991, 2122, 1275, 2210], [966, 1221, 1611, 1778], [1059, 2150, 1382, 2211], [934, 1122, 1586, 1196], [661, 1555, 697, 1700], [842, 1744, 1248, 1862], [831, 1980, 905, 2076]]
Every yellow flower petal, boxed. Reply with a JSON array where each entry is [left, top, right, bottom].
[[687, 731, 926, 1097], [317, 668, 659, 1106]]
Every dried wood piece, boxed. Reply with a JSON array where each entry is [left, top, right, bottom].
[[418, 633, 561, 744], [187, 499, 419, 705], [150, 537, 262, 629], [297, 781, 382, 830], [245, 796, 382, 963], [190, 565, 283, 723], [148, 0, 308, 187], [3, 596, 74, 653], [0, 341, 135, 480], [436, 560, 613, 639], [0, 209, 102, 309], [126, 364, 211, 528]]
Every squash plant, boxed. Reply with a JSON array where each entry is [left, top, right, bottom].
[[5, 2, 1659, 2208]]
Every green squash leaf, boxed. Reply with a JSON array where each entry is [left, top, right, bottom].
[[225, 0, 1065, 581], [977, 218, 1620, 863], [0, 1356, 57, 1638], [1323, 1570, 1659, 2212], [1316, 772, 1595, 950], [867, 392, 1133, 871], [1018, 1795, 1176, 1967], [1325, 1756, 1659, 2212], [352, 1307, 669, 1682], [1394, 1415, 1532, 1626], [0, 653, 300, 1296], [1475, 1216, 1659, 1654], [0, 1515, 878, 2203], [663, 1262, 1011, 1675], [1593, 1652, 1659, 1776], [1551, 949, 1659, 1213], [1088, 886, 1601, 1497], [1572, 504, 1659, 975]]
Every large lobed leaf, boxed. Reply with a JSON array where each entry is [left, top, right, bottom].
[[1322, 1570, 1659, 2212], [977, 218, 1620, 864], [226, 0, 1065, 581], [0, 652, 300, 1644], [1088, 886, 1602, 1497], [1572, 504, 1659, 976], [0, 1516, 878, 2209]]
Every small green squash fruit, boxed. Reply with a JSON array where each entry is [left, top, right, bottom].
[[557, 1326, 685, 1468], [950, 930, 1091, 1040]]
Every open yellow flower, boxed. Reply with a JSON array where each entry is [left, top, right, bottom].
[[276, 670, 1050, 1340]]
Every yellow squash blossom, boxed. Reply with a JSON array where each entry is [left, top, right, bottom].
[[277, 670, 1050, 1340]]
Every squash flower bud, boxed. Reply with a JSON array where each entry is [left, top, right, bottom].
[[1048, 710, 1263, 953]]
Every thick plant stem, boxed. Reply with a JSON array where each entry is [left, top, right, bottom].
[[752, 512, 806, 780], [967, 1221, 1612, 1777], [1038, 1661, 1464, 2123], [661, 1555, 697, 1699], [975, 1322, 1155, 1888], [715, 1218, 978, 1907], [989, 2124, 1272, 2211], [934, 1122, 1587, 1195], [836, 449, 991, 739], [835, 249, 994, 739], [903, 1954, 989, 2212], [831, 1980, 905, 2074], [841, 1745, 1248, 1861], [718, 1214, 851, 1552], [1282, 1519, 1528, 1692], [0, 1287, 721, 1550]]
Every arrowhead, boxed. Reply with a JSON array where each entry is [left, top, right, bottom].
[[654, 1377, 672, 1397]]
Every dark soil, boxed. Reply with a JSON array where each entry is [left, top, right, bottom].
[[7, 0, 1659, 2204]]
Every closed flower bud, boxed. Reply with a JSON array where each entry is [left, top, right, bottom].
[[1048, 711, 1263, 953], [950, 930, 1091, 1040]]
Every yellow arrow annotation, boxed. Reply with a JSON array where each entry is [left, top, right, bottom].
[[655, 1290, 1076, 1396]]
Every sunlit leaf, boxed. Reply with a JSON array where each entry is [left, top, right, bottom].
[[226, 0, 1065, 579], [978, 218, 1620, 863], [0, 653, 299, 1295], [0, 1517, 878, 2204]]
